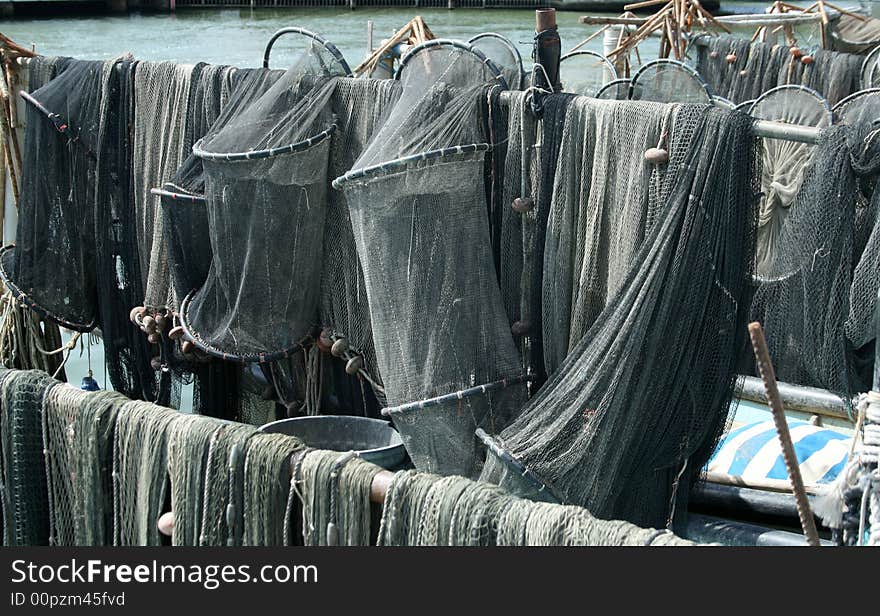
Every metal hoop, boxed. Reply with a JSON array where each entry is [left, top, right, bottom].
[[393, 39, 509, 90], [262, 26, 352, 75], [468, 32, 524, 90]]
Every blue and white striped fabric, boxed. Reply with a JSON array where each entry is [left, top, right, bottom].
[[706, 420, 850, 486]]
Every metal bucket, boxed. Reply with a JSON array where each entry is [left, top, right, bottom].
[[259, 415, 406, 470]]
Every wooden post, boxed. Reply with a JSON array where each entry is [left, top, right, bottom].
[[534, 8, 561, 92]]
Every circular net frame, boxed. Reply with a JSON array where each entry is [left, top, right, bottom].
[[630, 59, 711, 104], [468, 33, 524, 90], [559, 50, 618, 97]]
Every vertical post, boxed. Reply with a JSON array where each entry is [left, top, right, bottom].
[[448, 0, 455, 9], [367, 20, 374, 55], [532, 8, 561, 108], [349, 0, 355, 10]]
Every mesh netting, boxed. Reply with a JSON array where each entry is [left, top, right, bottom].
[[595, 78, 631, 100], [833, 88, 880, 125], [830, 13, 880, 53], [481, 106, 759, 527], [1, 60, 107, 331], [750, 122, 880, 395], [542, 98, 690, 375], [377, 471, 696, 546], [180, 44, 345, 362], [468, 33, 524, 90], [861, 45, 880, 88], [42, 385, 128, 546], [112, 400, 177, 546], [630, 59, 711, 104], [693, 35, 862, 106], [0, 369, 57, 545], [333, 42, 523, 478], [558, 50, 617, 97], [319, 77, 401, 409], [749, 86, 831, 276], [296, 449, 381, 546]]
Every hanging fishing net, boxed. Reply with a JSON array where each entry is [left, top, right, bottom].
[[480, 106, 759, 527], [749, 85, 831, 276], [179, 42, 346, 364], [541, 98, 696, 376], [694, 35, 862, 106], [630, 59, 711, 104], [498, 93, 577, 387], [42, 386, 126, 546], [595, 78, 631, 100], [296, 449, 382, 546], [333, 40, 521, 478], [377, 471, 697, 546], [319, 77, 402, 412], [830, 14, 880, 54], [469, 33, 524, 90], [0, 60, 108, 332], [558, 50, 617, 97], [750, 121, 880, 395], [833, 88, 880, 125], [0, 369, 58, 545]]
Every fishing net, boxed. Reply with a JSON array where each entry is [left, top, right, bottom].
[[198, 421, 256, 545], [319, 77, 401, 411], [241, 432, 305, 546], [0, 60, 107, 332], [558, 50, 617, 97], [861, 45, 880, 88], [498, 93, 576, 387], [542, 98, 692, 375], [630, 59, 711, 104], [333, 41, 523, 478], [595, 78, 631, 100], [833, 88, 880, 125], [296, 449, 382, 546], [750, 122, 880, 395], [112, 400, 178, 546], [0, 369, 57, 545], [377, 471, 697, 546], [166, 414, 226, 546], [469, 33, 524, 90], [749, 85, 831, 276], [481, 106, 760, 527], [180, 45, 345, 364], [830, 13, 880, 54], [693, 35, 861, 106], [42, 385, 128, 546]]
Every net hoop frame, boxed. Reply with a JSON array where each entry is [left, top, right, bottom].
[[392, 39, 510, 90], [559, 49, 619, 95], [192, 123, 336, 162], [748, 84, 832, 123], [178, 289, 311, 364], [19, 90, 97, 159], [261, 26, 352, 75], [0, 245, 97, 332], [379, 374, 531, 416], [474, 428, 564, 503], [860, 44, 880, 90], [595, 78, 631, 100], [735, 98, 757, 112], [467, 32, 525, 90], [149, 187, 206, 204], [831, 87, 880, 120], [331, 143, 490, 190], [628, 58, 713, 102]]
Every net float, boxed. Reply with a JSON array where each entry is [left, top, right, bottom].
[[644, 147, 669, 164], [789, 46, 802, 58], [168, 325, 185, 340], [801, 55, 814, 65], [511, 320, 530, 336], [141, 315, 156, 332], [155, 313, 167, 330], [345, 355, 364, 375], [725, 53, 736, 64], [181, 340, 194, 354], [709, 50, 719, 58], [157, 512, 174, 537], [511, 196, 534, 213], [129, 306, 145, 324], [150, 357, 162, 371], [739, 70, 748, 77], [147, 332, 161, 344], [331, 337, 349, 357]]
